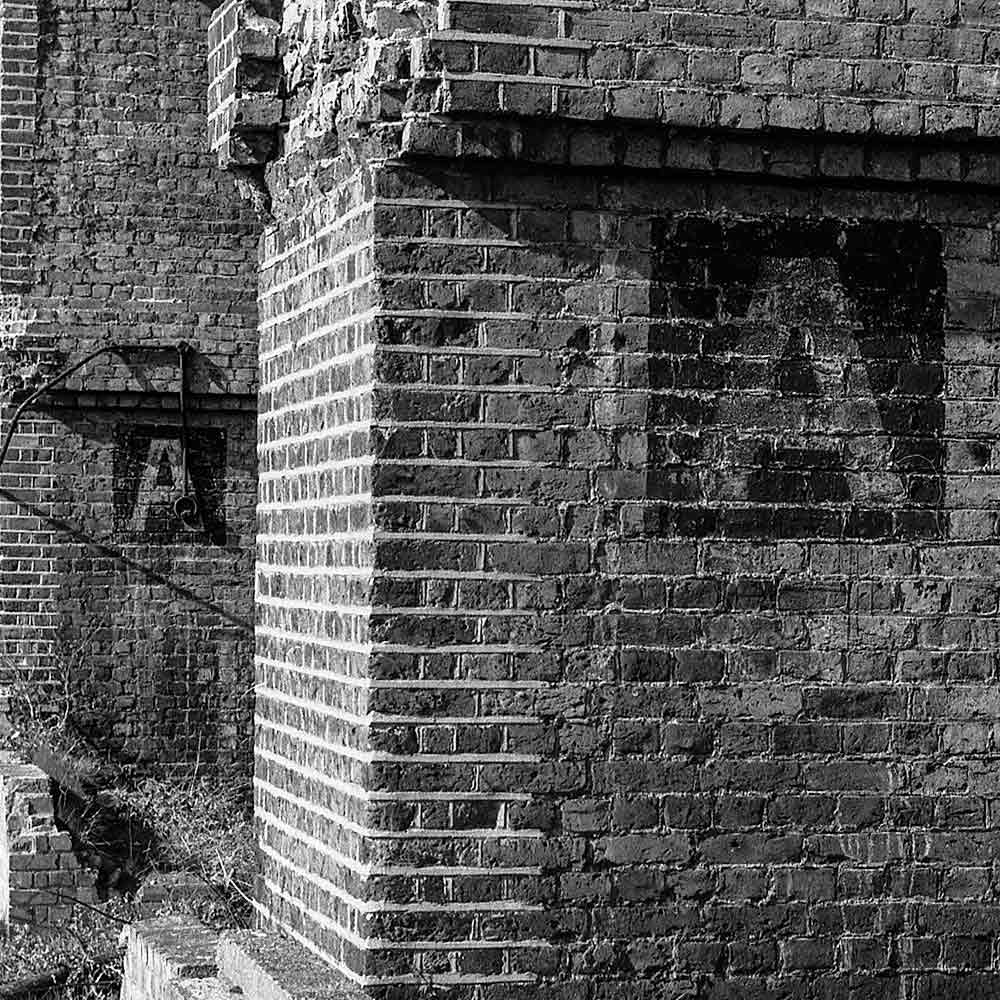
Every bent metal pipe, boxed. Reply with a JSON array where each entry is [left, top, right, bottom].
[[0, 343, 199, 528]]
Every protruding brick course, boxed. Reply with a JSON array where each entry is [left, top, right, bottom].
[[208, 0, 283, 169], [411, 0, 1000, 138]]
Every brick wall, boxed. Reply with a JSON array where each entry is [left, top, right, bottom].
[[0, 1, 55, 690], [0, 412, 59, 681], [417, 0, 1000, 138], [207, 0, 282, 170], [251, 137, 1000, 995], [221, 0, 1000, 992], [258, 0, 1000, 154], [253, 157, 378, 979], [348, 156, 1000, 996], [0, 0, 260, 771]]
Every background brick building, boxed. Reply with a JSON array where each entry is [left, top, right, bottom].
[[0, 0, 260, 769]]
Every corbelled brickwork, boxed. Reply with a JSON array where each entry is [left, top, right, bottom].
[[0, 0, 261, 770], [417, 0, 1000, 137], [207, 0, 282, 165]]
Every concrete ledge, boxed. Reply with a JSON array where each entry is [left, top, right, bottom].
[[167, 980, 238, 1000], [218, 929, 363, 1000], [120, 918, 220, 1000], [120, 919, 363, 1000]]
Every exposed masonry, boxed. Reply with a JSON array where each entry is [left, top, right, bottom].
[[0, 0, 260, 771], [254, 158, 1000, 996], [417, 0, 1000, 137], [0, 755, 97, 930], [194, 0, 1000, 994], [120, 917, 362, 1000]]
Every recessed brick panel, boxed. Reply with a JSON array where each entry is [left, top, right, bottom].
[[113, 425, 228, 546]]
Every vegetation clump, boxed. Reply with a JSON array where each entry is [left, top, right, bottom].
[[1, 671, 255, 998]]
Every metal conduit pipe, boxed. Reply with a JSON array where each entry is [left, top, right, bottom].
[[0, 342, 198, 524], [0, 345, 125, 471]]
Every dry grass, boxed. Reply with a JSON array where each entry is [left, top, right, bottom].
[[1, 903, 126, 998], [117, 773, 256, 928], [0, 667, 255, 997]]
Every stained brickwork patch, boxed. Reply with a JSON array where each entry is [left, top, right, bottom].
[[644, 217, 948, 542], [113, 425, 228, 546]]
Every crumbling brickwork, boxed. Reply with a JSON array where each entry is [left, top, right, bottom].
[[0, 0, 260, 770], [415, 0, 1000, 137], [0, 755, 97, 930]]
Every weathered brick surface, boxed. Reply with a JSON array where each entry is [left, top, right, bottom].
[[206, 0, 1000, 994], [256, 0, 1000, 149], [0, 756, 97, 929], [0, 0, 260, 769], [119, 917, 219, 1000], [358, 160, 1000, 995], [252, 136, 1000, 993], [207, 0, 283, 169], [414, 0, 1000, 138], [253, 155, 377, 978]]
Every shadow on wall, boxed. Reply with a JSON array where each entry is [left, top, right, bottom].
[[0, 484, 253, 766], [645, 217, 948, 542]]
